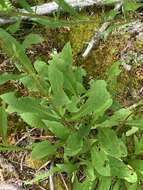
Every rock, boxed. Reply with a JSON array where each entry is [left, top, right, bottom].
[[0, 183, 22, 190]]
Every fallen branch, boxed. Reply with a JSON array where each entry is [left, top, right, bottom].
[[82, 2, 122, 58], [21, 0, 119, 15], [0, 0, 120, 25]]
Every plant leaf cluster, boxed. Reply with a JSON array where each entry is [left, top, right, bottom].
[[0, 28, 143, 189]]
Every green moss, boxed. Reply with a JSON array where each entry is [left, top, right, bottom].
[[74, 18, 143, 103], [69, 13, 102, 57], [54, 175, 72, 190]]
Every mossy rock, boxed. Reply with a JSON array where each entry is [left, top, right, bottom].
[[70, 13, 102, 57], [70, 17, 143, 103]]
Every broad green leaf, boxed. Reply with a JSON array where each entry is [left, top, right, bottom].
[[78, 124, 91, 138], [73, 178, 95, 190], [84, 162, 96, 180], [20, 113, 47, 129], [56, 163, 77, 173], [134, 135, 143, 155], [25, 166, 60, 184], [126, 127, 138, 136], [98, 177, 111, 190], [31, 18, 70, 28], [34, 60, 49, 79], [18, 0, 32, 12], [103, 0, 119, 4], [0, 28, 35, 74], [94, 108, 131, 128], [0, 92, 56, 120], [48, 62, 69, 107], [22, 33, 43, 51], [66, 96, 79, 112], [0, 73, 24, 85], [54, 0, 80, 18], [20, 75, 38, 91], [31, 141, 56, 160], [98, 128, 127, 158], [125, 182, 137, 190], [109, 156, 137, 183], [71, 80, 112, 120], [0, 0, 12, 11], [49, 43, 85, 96], [126, 118, 143, 130], [0, 106, 8, 143], [7, 19, 21, 34], [64, 132, 83, 156], [59, 42, 73, 67], [43, 120, 70, 140], [128, 159, 143, 175], [123, 0, 143, 12], [91, 144, 111, 176], [0, 144, 25, 152]]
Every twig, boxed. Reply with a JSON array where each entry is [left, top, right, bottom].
[[82, 2, 122, 58], [15, 128, 36, 145], [0, 0, 120, 25], [59, 173, 69, 190], [38, 185, 47, 190], [37, 160, 51, 172], [49, 164, 54, 190], [20, 152, 26, 171]]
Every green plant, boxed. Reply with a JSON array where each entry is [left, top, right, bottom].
[[0, 28, 143, 189]]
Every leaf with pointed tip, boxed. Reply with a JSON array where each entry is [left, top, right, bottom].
[[94, 108, 131, 128], [49, 43, 85, 96], [48, 63, 69, 107], [31, 141, 56, 160], [43, 120, 70, 140], [56, 163, 77, 173], [54, 0, 80, 18], [0, 92, 56, 120], [71, 80, 112, 120], [18, 0, 32, 12], [34, 60, 49, 79], [20, 113, 47, 129], [22, 33, 43, 51], [126, 118, 143, 130], [134, 135, 143, 155], [123, 0, 143, 12], [0, 73, 24, 85], [0, 28, 35, 73]]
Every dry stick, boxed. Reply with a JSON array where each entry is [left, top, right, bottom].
[[59, 173, 69, 190], [82, 2, 122, 58], [49, 164, 54, 190], [0, 0, 120, 25]]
